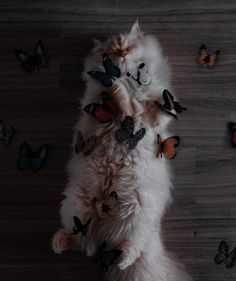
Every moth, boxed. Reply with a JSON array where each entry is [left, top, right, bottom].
[[17, 142, 49, 172], [94, 241, 122, 272], [15, 40, 48, 73], [0, 120, 15, 145], [115, 116, 146, 150], [228, 122, 236, 147], [156, 134, 180, 159], [72, 216, 91, 237], [84, 91, 117, 123], [198, 45, 220, 68], [75, 131, 98, 156], [87, 53, 121, 87], [155, 89, 187, 119], [215, 240, 236, 268], [127, 63, 152, 87]]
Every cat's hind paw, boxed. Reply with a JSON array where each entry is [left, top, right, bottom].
[[51, 229, 71, 254]]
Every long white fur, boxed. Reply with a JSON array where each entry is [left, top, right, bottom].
[[52, 21, 192, 281]]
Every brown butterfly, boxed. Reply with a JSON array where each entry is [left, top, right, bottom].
[[198, 45, 220, 67], [75, 131, 98, 156], [156, 134, 180, 159]]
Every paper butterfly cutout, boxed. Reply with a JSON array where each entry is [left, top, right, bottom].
[[87, 53, 121, 86], [156, 134, 180, 159], [17, 142, 49, 172], [15, 40, 48, 73], [72, 216, 91, 237], [84, 91, 117, 123], [127, 63, 152, 88], [215, 240, 236, 268], [115, 116, 145, 150], [198, 45, 220, 68]]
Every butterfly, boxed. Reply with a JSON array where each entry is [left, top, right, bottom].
[[17, 142, 49, 172], [115, 116, 146, 150], [75, 131, 98, 156], [15, 40, 48, 73], [87, 53, 121, 87], [72, 216, 92, 237], [84, 91, 117, 123], [155, 89, 187, 119], [215, 240, 236, 268], [0, 120, 15, 145], [198, 45, 220, 68], [127, 63, 152, 87], [94, 241, 122, 272], [156, 134, 180, 159], [228, 122, 236, 147]]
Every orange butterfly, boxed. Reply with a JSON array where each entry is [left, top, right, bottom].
[[198, 45, 220, 67], [156, 134, 180, 159]]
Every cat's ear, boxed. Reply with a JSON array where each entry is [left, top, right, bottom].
[[129, 19, 140, 37], [93, 39, 103, 49]]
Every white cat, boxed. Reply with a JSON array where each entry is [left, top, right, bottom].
[[52, 21, 192, 281]]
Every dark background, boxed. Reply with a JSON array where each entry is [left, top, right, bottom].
[[0, 1, 236, 280]]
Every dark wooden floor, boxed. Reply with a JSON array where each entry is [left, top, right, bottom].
[[0, 1, 236, 280]]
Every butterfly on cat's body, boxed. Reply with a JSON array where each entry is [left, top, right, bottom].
[[87, 53, 121, 87], [127, 63, 152, 88], [198, 45, 220, 68], [17, 142, 49, 172], [72, 216, 91, 237], [155, 89, 187, 119], [156, 134, 180, 159], [94, 241, 122, 272], [0, 120, 15, 145], [75, 131, 98, 156], [215, 240, 236, 268], [228, 122, 236, 147], [115, 116, 146, 150], [84, 91, 117, 123], [15, 40, 48, 73]]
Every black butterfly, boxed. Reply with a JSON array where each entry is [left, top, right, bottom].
[[87, 53, 121, 87], [115, 116, 145, 150], [72, 216, 92, 237], [17, 142, 49, 172], [0, 120, 15, 145], [15, 40, 48, 73], [127, 63, 151, 87], [155, 89, 187, 119], [94, 241, 122, 272], [215, 240, 236, 268]]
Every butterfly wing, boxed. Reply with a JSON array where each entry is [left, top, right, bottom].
[[87, 71, 113, 87], [115, 129, 131, 144], [94, 241, 107, 263], [207, 50, 220, 68], [226, 247, 236, 268], [198, 45, 209, 65], [138, 63, 152, 85], [72, 216, 83, 235], [162, 136, 180, 159], [17, 142, 32, 170], [121, 116, 134, 135], [75, 131, 85, 153], [31, 144, 49, 172], [127, 128, 146, 150], [15, 49, 35, 73], [215, 240, 228, 264], [34, 40, 48, 69], [228, 122, 236, 146], [101, 91, 117, 115], [103, 53, 121, 78]]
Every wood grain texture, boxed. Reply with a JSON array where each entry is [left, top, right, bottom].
[[0, 1, 236, 280]]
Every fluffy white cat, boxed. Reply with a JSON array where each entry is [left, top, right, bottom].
[[52, 21, 192, 281]]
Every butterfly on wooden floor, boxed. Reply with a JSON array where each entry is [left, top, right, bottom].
[[115, 116, 146, 150], [84, 91, 117, 123], [197, 45, 220, 68], [155, 89, 187, 119], [127, 63, 152, 87], [215, 240, 236, 268], [87, 53, 121, 87], [156, 134, 180, 159], [72, 216, 92, 237], [15, 40, 48, 73], [75, 131, 98, 156], [17, 142, 49, 172], [0, 120, 15, 145], [94, 241, 122, 272], [228, 122, 236, 147]]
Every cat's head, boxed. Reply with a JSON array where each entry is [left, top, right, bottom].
[[93, 20, 144, 64]]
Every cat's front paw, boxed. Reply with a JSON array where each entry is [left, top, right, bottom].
[[51, 229, 71, 254], [117, 241, 140, 270]]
